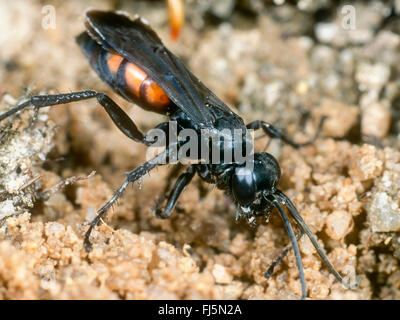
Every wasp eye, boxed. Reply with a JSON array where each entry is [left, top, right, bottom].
[[232, 167, 256, 206]]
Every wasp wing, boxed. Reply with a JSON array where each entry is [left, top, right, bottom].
[[84, 10, 238, 128]]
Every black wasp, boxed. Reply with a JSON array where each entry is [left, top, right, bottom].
[[0, 10, 357, 299]]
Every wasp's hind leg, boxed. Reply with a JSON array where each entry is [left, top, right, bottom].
[[246, 116, 326, 149], [0, 90, 152, 145]]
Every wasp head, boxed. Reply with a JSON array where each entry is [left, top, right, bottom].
[[231, 152, 281, 220]]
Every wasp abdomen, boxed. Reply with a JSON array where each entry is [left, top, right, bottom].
[[107, 52, 172, 112], [76, 32, 172, 114]]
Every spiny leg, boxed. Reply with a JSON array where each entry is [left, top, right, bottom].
[[0, 90, 152, 145], [246, 116, 326, 149], [84, 148, 172, 252], [154, 163, 184, 211], [362, 134, 384, 149], [265, 230, 304, 279], [165, 163, 185, 188], [154, 165, 196, 219]]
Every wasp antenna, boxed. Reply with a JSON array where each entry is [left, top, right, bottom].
[[275, 189, 360, 290], [270, 195, 307, 300]]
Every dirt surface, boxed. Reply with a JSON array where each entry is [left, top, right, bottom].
[[1, 0, 400, 300]]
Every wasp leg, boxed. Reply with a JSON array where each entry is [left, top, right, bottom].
[[84, 147, 174, 252], [28, 107, 40, 128], [246, 116, 326, 148], [165, 163, 185, 188], [362, 134, 384, 149], [264, 230, 304, 279], [0, 90, 151, 145], [154, 165, 196, 219], [154, 163, 184, 210]]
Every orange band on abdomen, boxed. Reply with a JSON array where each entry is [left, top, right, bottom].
[[108, 56, 171, 112], [125, 62, 148, 97], [107, 52, 123, 75], [141, 78, 171, 109]]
